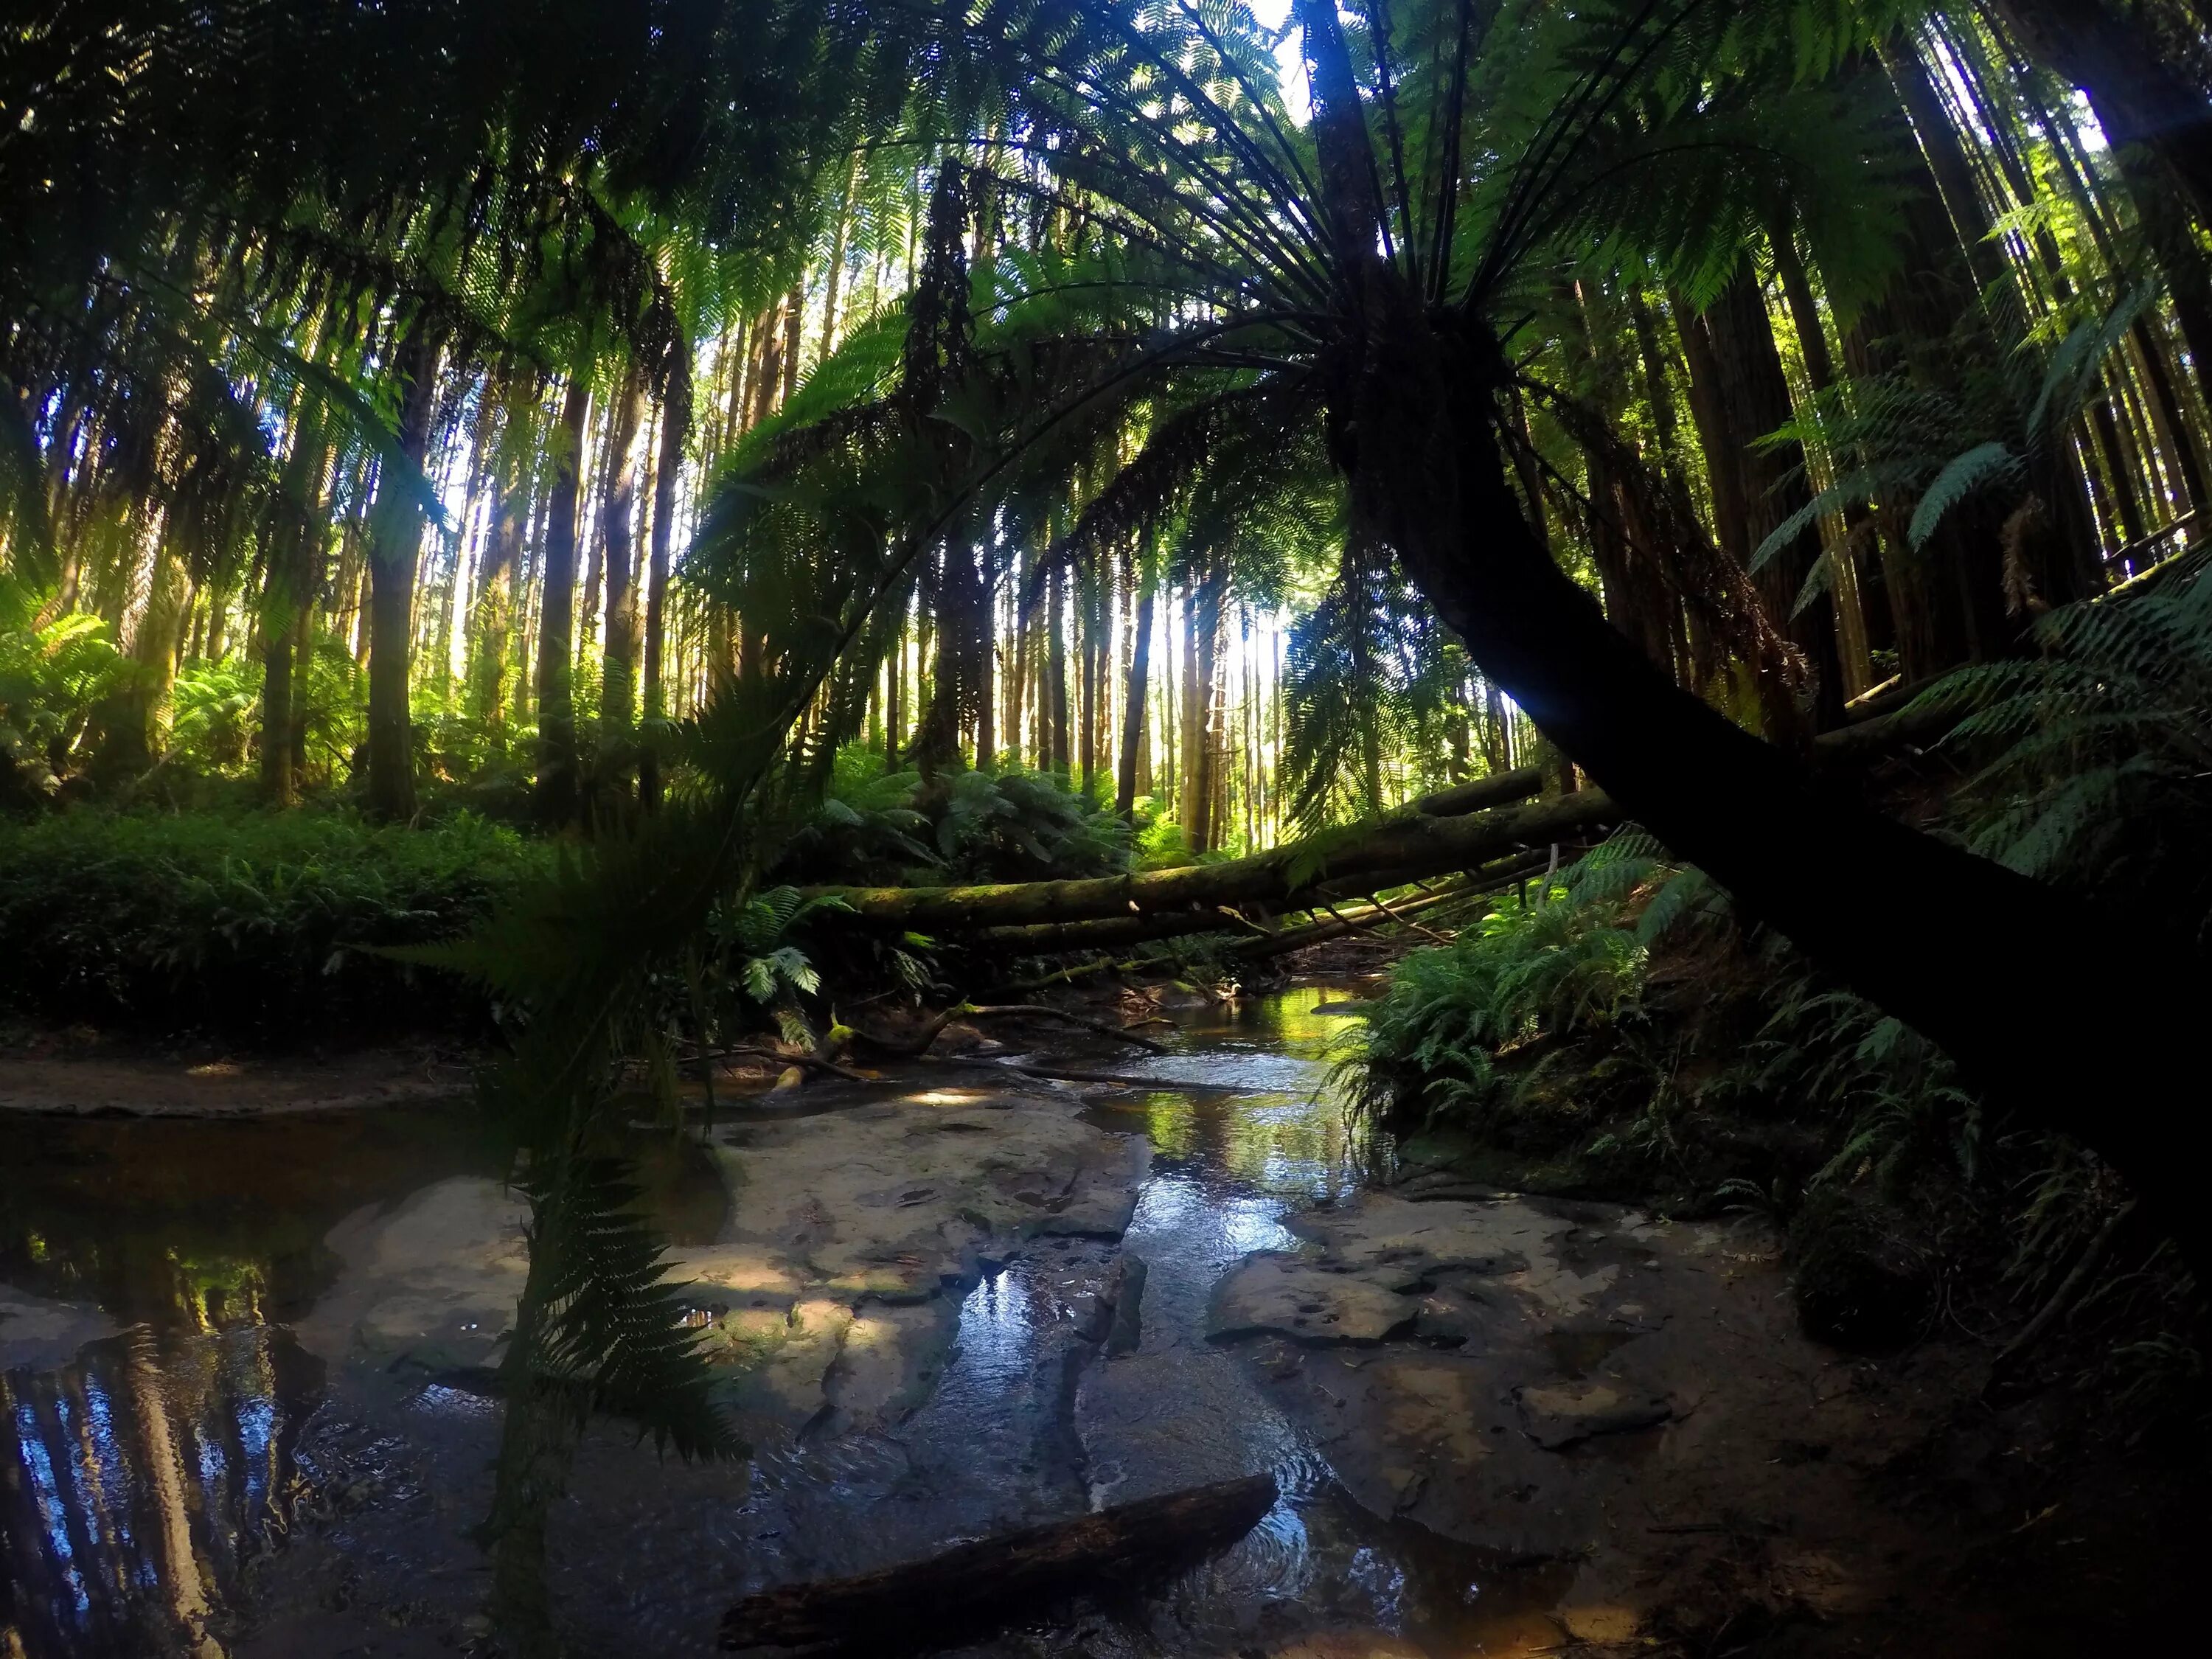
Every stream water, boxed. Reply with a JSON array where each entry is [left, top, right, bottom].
[[1, 988, 1573, 1657]]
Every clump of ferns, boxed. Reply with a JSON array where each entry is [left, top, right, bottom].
[[1341, 832, 1670, 1135], [628, 885, 855, 1122], [1910, 555, 2212, 928], [2006, 1141, 2203, 1419]]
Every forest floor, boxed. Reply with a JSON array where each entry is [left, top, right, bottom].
[[1227, 1161, 2199, 1658]]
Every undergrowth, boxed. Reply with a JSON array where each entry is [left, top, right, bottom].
[[1347, 567, 2209, 1391], [0, 807, 552, 1038]]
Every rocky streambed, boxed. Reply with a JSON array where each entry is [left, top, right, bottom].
[[1, 988, 2180, 1658]]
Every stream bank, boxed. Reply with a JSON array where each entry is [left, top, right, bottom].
[[2, 986, 2199, 1656]]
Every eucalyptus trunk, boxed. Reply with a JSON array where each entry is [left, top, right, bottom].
[[262, 417, 329, 804], [598, 362, 649, 799], [534, 378, 591, 828], [364, 318, 442, 822], [1116, 563, 1155, 818], [641, 356, 688, 808]]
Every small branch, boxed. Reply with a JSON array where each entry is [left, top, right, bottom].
[[1360, 888, 1453, 945], [959, 1004, 1170, 1052], [684, 1045, 867, 1084]]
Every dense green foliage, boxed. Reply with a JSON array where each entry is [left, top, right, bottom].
[[0, 809, 549, 1036]]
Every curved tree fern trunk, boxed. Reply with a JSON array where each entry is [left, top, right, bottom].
[[1290, 0, 2211, 1268]]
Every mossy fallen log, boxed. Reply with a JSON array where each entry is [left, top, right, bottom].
[[810, 790, 1618, 934], [718, 1472, 1279, 1654]]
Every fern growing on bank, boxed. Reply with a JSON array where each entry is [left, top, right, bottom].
[[1913, 554, 2212, 916]]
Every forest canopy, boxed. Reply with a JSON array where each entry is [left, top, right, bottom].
[[10, 3, 2212, 1643]]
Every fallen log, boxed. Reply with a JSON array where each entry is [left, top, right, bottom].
[[809, 790, 1618, 933], [718, 1472, 1280, 1654], [1411, 765, 1545, 816], [804, 705, 1961, 942]]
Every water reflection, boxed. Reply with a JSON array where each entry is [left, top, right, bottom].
[[2, 986, 1554, 1657], [3, 1326, 320, 1658]]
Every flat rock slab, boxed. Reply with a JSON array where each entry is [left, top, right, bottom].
[[1515, 1380, 1672, 1449], [0, 1283, 117, 1369], [1208, 1254, 1417, 1346], [1226, 1183, 1959, 1638], [296, 1176, 529, 1375], [681, 1086, 1147, 1436]]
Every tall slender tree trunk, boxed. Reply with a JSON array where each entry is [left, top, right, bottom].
[[782, 287, 804, 403], [262, 417, 328, 804], [1993, 0, 2212, 227], [1046, 564, 1071, 772], [365, 319, 442, 821], [1767, 218, 1874, 697], [1696, 268, 1846, 733], [976, 563, 998, 769], [884, 619, 902, 771], [598, 362, 649, 801], [470, 376, 527, 757], [1116, 560, 1155, 818], [641, 355, 688, 808], [534, 378, 591, 827]]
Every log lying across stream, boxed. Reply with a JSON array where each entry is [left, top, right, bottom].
[[719, 1472, 1280, 1654], [810, 790, 1618, 934], [802, 697, 1953, 950]]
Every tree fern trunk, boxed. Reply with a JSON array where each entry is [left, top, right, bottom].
[[1364, 281, 2212, 1275], [1290, 0, 2212, 1271]]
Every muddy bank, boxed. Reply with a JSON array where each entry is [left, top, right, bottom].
[[0, 1036, 483, 1116], [1209, 1174, 2202, 1655]]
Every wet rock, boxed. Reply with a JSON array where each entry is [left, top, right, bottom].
[[930, 1021, 1003, 1055], [688, 1086, 1145, 1432], [1208, 1255, 1417, 1346], [303, 1177, 529, 1374], [1267, 1631, 1427, 1658], [1556, 1604, 1642, 1644], [1412, 1297, 1475, 1349], [1514, 1380, 1672, 1450], [0, 1283, 116, 1368], [1294, 1194, 1613, 1316]]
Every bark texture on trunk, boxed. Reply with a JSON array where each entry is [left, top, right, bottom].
[[1116, 568, 1155, 817], [598, 362, 650, 795], [1292, 0, 2210, 1265], [534, 378, 591, 828], [364, 319, 442, 821], [641, 357, 689, 807], [262, 423, 329, 804]]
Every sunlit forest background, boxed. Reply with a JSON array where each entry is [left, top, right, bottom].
[[8, 0, 2204, 853]]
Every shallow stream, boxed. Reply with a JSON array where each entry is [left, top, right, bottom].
[[1, 988, 1576, 1657]]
